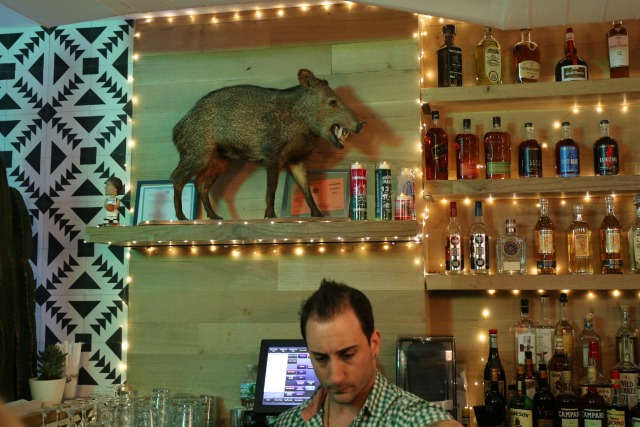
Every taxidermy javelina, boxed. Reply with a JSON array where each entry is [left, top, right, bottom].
[[171, 69, 365, 220]]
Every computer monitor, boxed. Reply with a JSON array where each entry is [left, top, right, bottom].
[[253, 339, 319, 416]]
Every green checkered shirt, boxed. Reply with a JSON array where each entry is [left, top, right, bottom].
[[275, 370, 453, 427]]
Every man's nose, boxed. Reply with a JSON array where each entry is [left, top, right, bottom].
[[329, 358, 346, 384]]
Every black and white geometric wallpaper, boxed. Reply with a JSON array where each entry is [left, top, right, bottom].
[[0, 20, 133, 393]]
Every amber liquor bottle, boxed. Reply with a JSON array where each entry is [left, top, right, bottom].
[[567, 204, 594, 274], [456, 118, 480, 179], [600, 196, 623, 274], [548, 337, 571, 398], [593, 120, 619, 176], [484, 116, 511, 179], [514, 29, 541, 83], [518, 122, 542, 177], [535, 198, 556, 274], [423, 110, 448, 180], [438, 24, 462, 87], [555, 122, 580, 177], [476, 27, 502, 85], [608, 21, 629, 78], [556, 28, 589, 81], [630, 194, 640, 274]]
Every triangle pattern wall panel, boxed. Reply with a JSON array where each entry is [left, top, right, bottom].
[[0, 20, 133, 394]]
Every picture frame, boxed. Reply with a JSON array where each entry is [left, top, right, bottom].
[[133, 180, 198, 224], [280, 169, 350, 218]]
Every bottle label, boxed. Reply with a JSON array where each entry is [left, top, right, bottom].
[[470, 233, 489, 270], [606, 409, 626, 427], [609, 34, 629, 68], [557, 409, 579, 427], [460, 163, 480, 178], [484, 45, 502, 83], [605, 229, 621, 253], [536, 420, 554, 427], [549, 370, 564, 396], [240, 382, 256, 398], [634, 232, 640, 264], [563, 333, 574, 358], [518, 60, 540, 80], [483, 379, 505, 396], [509, 408, 533, 427], [536, 328, 554, 365], [620, 372, 638, 408], [521, 146, 542, 176], [449, 49, 463, 83], [432, 142, 448, 160], [516, 332, 536, 365], [537, 230, 554, 254], [560, 65, 588, 81], [582, 408, 605, 427], [632, 417, 640, 427], [559, 146, 580, 175], [446, 233, 464, 271], [595, 144, 619, 174], [487, 161, 511, 175], [574, 233, 590, 257]]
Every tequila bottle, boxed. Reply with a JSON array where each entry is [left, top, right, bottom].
[[469, 201, 490, 274], [628, 194, 640, 274], [515, 298, 537, 370], [476, 27, 502, 85], [600, 196, 623, 274], [497, 219, 526, 275], [536, 294, 555, 368], [535, 198, 556, 274], [568, 204, 594, 274], [518, 122, 542, 178], [445, 201, 464, 274]]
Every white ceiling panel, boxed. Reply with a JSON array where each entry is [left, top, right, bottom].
[[602, 1, 640, 21], [530, 0, 568, 29], [566, 0, 606, 25]]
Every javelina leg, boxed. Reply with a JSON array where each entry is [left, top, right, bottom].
[[198, 159, 230, 220], [171, 168, 192, 220], [264, 166, 280, 218], [287, 162, 323, 217]]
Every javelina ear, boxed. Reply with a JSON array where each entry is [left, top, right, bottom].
[[298, 69, 316, 88]]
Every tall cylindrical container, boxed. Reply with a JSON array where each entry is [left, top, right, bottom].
[[350, 162, 367, 220], [375, 161, 392, 220], [397, 168, 416, 220]]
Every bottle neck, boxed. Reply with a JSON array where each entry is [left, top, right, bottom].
[[525, 128, 533, 140], [636, 205, 640, 219], [600, 123, 610, 137], [432, 118, 440, 127], [606, 201, 615, 216], [563, 126, 572, 139], [565, 32, 577, 55], [540, 298, 549, 320], [559, 301, 568, 320], [575, 212, 583, 222], [489, 334, 499, 354], [521, 30, 531, 43], [540, 202, 549, 218], [622, 336, 632, 363], [444, 34, 455, 46], [520, 308, 529, 320]]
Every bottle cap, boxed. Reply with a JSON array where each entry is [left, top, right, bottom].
[[432, 111, 440, 120], [462, 407, 470, 417], [521, 298, 529, 311], [524, 350, 532, 359], [492, 116, 501, 127], [573, 204, 584, 213], [610, 370, 620, 380], [463, 118, 471, 128], [506, 218, 516, 227], [489, 328, 497, 334], [562, 121, 571, 127], [524, 122, 533, 128], [634, 194, 640, 205], [442, 24, 457, 35], [600, 119, 609, 125], [560, 293, 568, 302]]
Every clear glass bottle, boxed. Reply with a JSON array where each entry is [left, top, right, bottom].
[[456, 118, 480, 179], [600, 196, 623, 274], [568, 204, 594, 274], [518, 122, 542, 178], [549, 336, 572, 398], [445, 201, 464, 274], [555, 122, 580, 177], [497, 219, 526, 275], [555, 28, 589, 81], [555, 368, 580, 427], [556, 293, 575, 375], [484, 116, 512, 179], [485, 329, 507, 399], [630, 194, 640, 274], [423, 110, 449, 180], [438, 24, 463, 87], [606, 370, 628, 427], [593, 120, 619, 176], [509, 365, 534, 427], [535, 198, 556, 274], [536, 294, 555, 369], [614, 330, 639, 410], [577, 313, 602, 381], [534, 363, 556, 427], [514, 29, 541, 83], [608, 21, 629, 79], [469, 201, 490, 274], [615, 305, 639, 366], [476, 27, 502, 85], [515, 298, 537, 370]]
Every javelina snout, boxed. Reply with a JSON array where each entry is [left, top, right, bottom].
[[171, 68, 364, 220]]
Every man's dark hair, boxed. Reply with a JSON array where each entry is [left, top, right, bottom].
[[299, 278, 374, 342]]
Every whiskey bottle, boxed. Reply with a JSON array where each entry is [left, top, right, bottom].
[[577, 313, 602, 381], [578, 341, 611, 404], [476, 27, 502, 85], [615, 305, 638, 366], [555, 122, 580, 177], [514, 29, 540, 83], [518, 122, 542, 177], [549, 336, 571, 398], [579, 382, 606, 427], [486, 366, 508, 427], [535, 198, 556, 274], [593, 120, 619, 176], [469, 201, 490, 274], [536, 294, 555, 368], [555, 28, 589, 81], [568, 204, 594, 274], [437, 24, 462, 87], [445, 201, 464, 274], [423, 110, 449, 180], [556, 293, 575, 376], [496, 219, 526, 275], [606, 370, 628, 427], [614, 331, 639, 409], [555, 368, 580, 427], [484, 329, 507, 399], [456, 118, 480, 179], [608, 21, 629, 79], [600, 196, 623, 274], [515, 298, 537, 370], [485, 116, 512, 179], [508, 365, 534, 427], [533, 364, 555, 427], [630, 194, 640, 274]]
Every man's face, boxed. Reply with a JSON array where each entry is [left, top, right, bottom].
[[305, 307, 380, 407]]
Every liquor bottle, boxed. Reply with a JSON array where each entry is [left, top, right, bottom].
[[518, 122, 542, 178], [556, 293, 575, 372], [509, 365, 534, 427], [486, 366, 508, 427], [438, 24, 462, 87], [497, 219, 526, 275], [536, 294, 555, 368], [578, 313, 602, 381], [630, 194, 640, 274], [606, 370, 628, 427], [630, 402, 640, 427], [469, 201, 490, 274], [484, 329, 507, 399], [615, 305, 638, 366], [579, 341, 611, 404], [535, 198, 556, 274], [580, 383, 606, 427], [567, 204, 594, 274], [515, 298, 537, 370], [548, 337, 571, 398], [445, 201, 464, 274], [608, 21, 629, 79], [555, 28, 589, 81], [614, 330, 639, 409], [423, 111, 449, 180], [514, 29, 541, 83], [600, 196, 623, 274], [240, 363, 257, 410], [456, 118, 481, 179], [476, 27, 502, 85], [593, 120, 619, 176], [534, 363, 555, 427], [484, 116, 512, 179], [555, 368, 580, 427], [524, 351, 537, 400], [555, 122, 580, 177]]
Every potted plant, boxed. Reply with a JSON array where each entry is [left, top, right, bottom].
[[28, 345, 67, 406]]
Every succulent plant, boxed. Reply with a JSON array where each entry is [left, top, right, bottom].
[[36, 345, 66, 381]]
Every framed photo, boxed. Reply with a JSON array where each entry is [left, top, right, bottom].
[[134, 180, 198, 224], [281, 169, 350, 218]]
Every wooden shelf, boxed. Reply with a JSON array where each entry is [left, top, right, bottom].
[[421, 77, 640, 112], [423, 175, 640, 200], [426, 273, 640, 291], [84, 218, 422, 247]]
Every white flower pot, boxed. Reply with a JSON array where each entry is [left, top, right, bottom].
[[29, 377, 65, 407]]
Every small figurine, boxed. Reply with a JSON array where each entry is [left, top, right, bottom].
[[104, 176, 123, 226]]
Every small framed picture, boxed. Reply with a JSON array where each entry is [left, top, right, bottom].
[[133, 180, 198, 224], [281, 169, 350, 218]]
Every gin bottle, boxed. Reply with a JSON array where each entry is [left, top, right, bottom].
[[535, 198, 556, 274], [615, 305, 638, 366], [445, 201, 464, 274], [568, 204, 594, 274], [469, 201, 490, 274], [497, 219, 526, 274], [628, 194, 640, 274], [515, 298, 537, 370], [577, 312, 602, 381], [536, 294, 555, 368], [600, 196, 623, 274]]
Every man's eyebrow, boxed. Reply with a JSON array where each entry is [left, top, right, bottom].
[[310, 345, 358, 356]]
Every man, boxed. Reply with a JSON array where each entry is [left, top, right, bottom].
[[276, 279, 461, 427]]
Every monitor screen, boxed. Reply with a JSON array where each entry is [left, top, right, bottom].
[[253, 339, 319, 416]]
